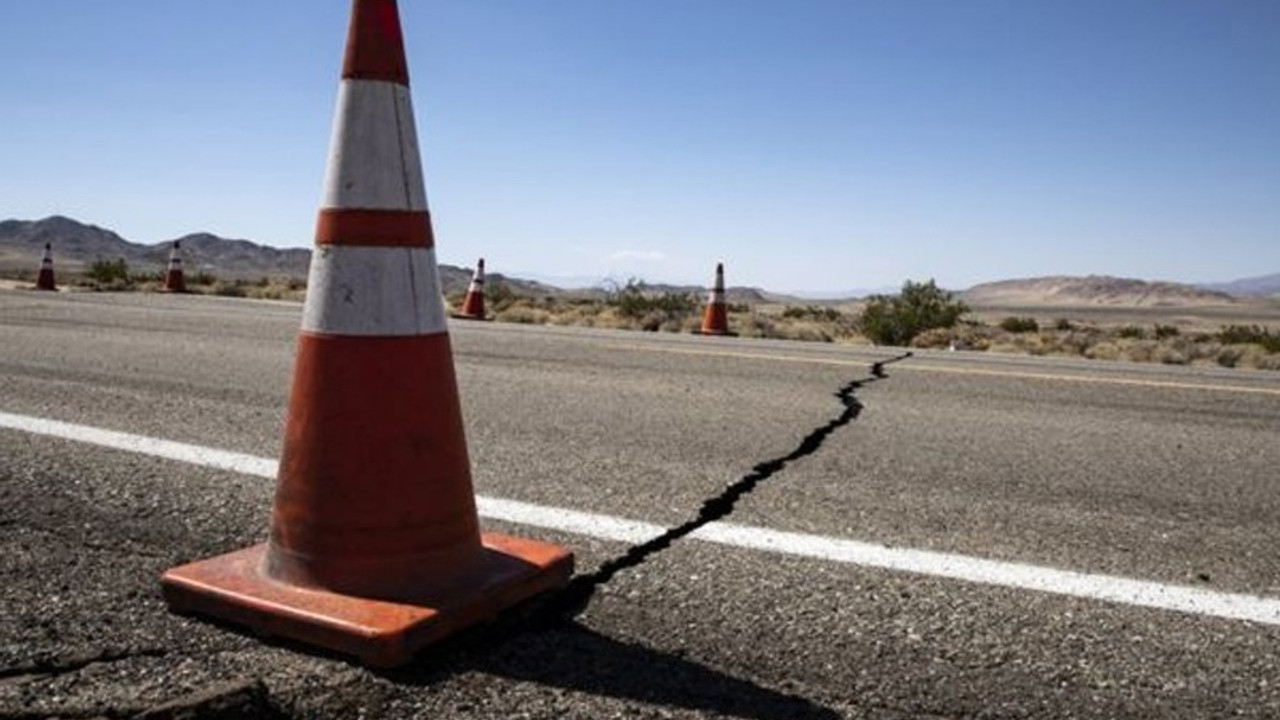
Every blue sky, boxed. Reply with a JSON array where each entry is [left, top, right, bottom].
[[2, 1, 1277, 293]]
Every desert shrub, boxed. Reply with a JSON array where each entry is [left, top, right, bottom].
[[485, 280, 518, 312], [909, 327, 957, 349], [1218, 325, 1280, 353], [859, 279, 968, 346], [999, 316, 1039, 333], [130, 270, 163, 285], [496, 304, 550, 325], [1153, 324, 1180, 339], [1054, 318, 1075, 331], [1155, 345, 1189, 365], [783, 305, 842, 322], [736, 314, 776, 339], [605, 278, 697, 323], [212, 281, 246, 297], [1056, 329, 1100, 356], [1216, 346, 1244, 368], [1115, 325, 1146, 339], [249, 286, 284, 300], [1085, 342, 1122, 361], [86, 257, 132, 286]]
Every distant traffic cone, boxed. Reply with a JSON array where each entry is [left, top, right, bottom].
[[163, 242, 186, 292], [452, 258, 488, 320], [161, 0, 573, 668], [35, 243, 56, 291], [693, 262, 735, 336]]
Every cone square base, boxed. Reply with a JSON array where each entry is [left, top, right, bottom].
[[448, 312, 490, 321], [161, 533, 573, 667], [691, 329, 738, 337]]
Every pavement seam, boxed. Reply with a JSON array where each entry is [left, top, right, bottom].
[[0, 647, 169, 682]]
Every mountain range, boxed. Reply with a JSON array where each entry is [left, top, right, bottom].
[[2, 215, 1278, 304]]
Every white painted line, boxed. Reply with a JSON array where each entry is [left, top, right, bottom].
[[478, 497, 663, 545], [3, 409, 1278, 627], [0, 411, 277, 479]]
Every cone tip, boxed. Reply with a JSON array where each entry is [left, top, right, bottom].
[[343, 0, 410, 85]]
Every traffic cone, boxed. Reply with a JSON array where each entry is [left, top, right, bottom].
[[161, 0, 573, 667], [35, 243, 56, 291], [164, 242, 186, 293], [452, 258, 488, 320], [693, 262, 735, 336]]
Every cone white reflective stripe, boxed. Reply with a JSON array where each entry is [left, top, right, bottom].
[[706, 288, 723, 303], [322, 81, 427, 211], [302, 245, 448, 336], [467, 266, 485, 293], [41, 245, 52, 265]]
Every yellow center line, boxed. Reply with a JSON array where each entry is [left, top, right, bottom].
[[603, 343, 1280, 397]]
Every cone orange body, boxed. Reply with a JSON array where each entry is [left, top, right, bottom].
[[161, 0, 573, 667], [455, 257, 487, 320], [164, 242, 186, 292], [35, 243, 56, 291], [696, 262, 732, 336]]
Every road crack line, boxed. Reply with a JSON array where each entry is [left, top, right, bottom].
[[538, 351, 913, 621], [0, 647, 170, 682]]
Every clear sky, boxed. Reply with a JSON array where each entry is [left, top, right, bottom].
[[2, 1, 1278, 293]]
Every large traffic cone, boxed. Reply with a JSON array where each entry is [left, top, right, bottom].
[[161, 0, 573, 667], [163, 241, 186, 292], [35, 243, 56, 291], [693, 262, 735, 336], [452, 258, 488, 320]]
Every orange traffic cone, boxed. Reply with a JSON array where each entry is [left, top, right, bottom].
[[35, 243, 56, 291], [161, 0, 573, 667], [452, 258, 488, 320], [693, 262, 735, 336], [163, 241, 186, 293]]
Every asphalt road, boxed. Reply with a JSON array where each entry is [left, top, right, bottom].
[[2, 289, 1279, 719]]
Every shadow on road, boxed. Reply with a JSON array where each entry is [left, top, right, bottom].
[[380, 619, 842, 720]]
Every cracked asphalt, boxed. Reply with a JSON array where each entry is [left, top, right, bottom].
[[3, 289, 1280, 718]]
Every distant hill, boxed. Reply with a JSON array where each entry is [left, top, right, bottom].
[[0, 216, 138, 266], [6, 216, 1274, 307], [961, 275, 1237, 307], [0, 216, 674, 299], [0, 216, 310, 278], [1198, 273, 1280, 298]]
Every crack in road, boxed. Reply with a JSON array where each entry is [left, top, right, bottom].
[[537, 351, 913, 621], [0, 647, 169, 682]]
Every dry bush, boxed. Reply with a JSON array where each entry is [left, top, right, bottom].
[[1122, 340, 1160, 364], [1085, 341, 1122, 361], [735, 314, 777, 339], [494, 301, 551, 325]]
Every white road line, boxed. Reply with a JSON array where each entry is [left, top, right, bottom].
[[3, 409, 1279, 627]]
